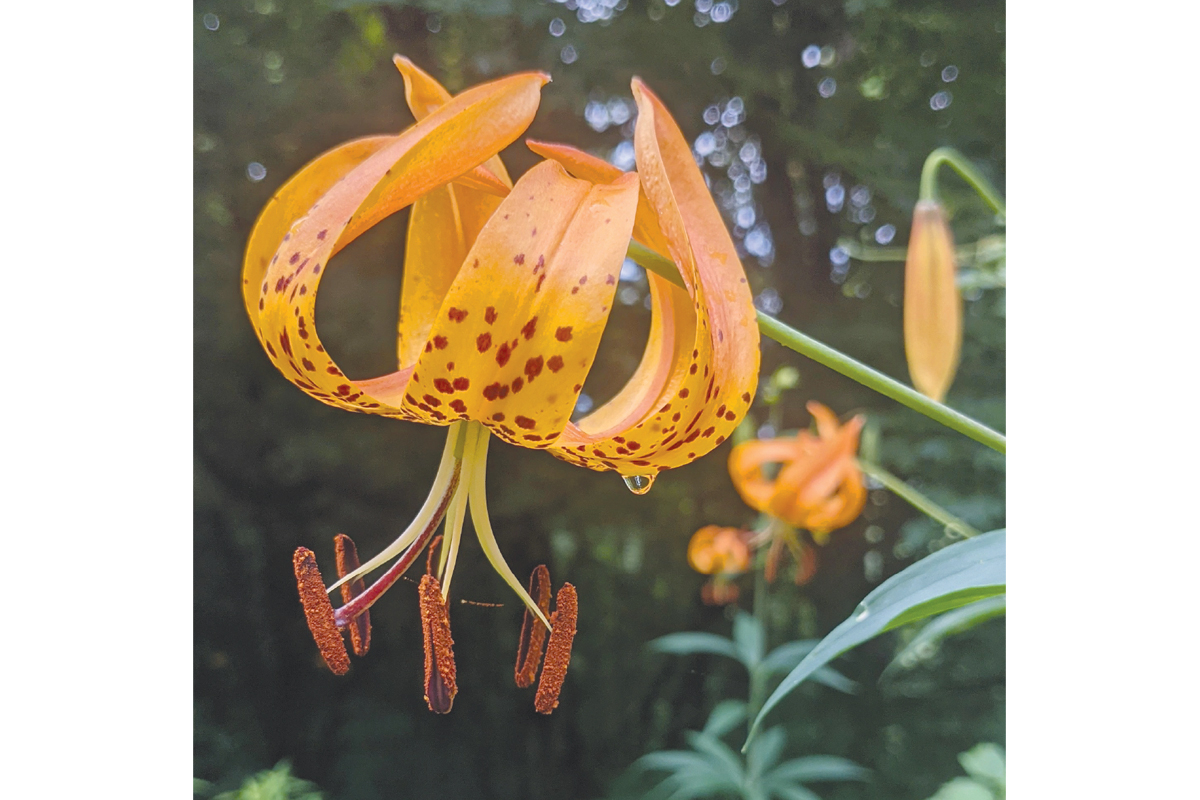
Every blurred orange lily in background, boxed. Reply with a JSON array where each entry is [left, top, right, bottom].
[[687, 525, 752, 605], [242, 58, 759, 713], [904, 200, 962, 402], [728, 402, 867, 545]]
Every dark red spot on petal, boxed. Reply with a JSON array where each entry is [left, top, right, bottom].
[[448, 308, 468, 323], [525, 356, 544, 380], [511, 377, 525, 393], [514, 253, 525, 265], [522, 317, 538, 340], [452, 377, 470, 391], [547, 355, 564, 372], [496, 342, 512, 366], [434, 336, 449, 350], [434, 378, 455, 394], [555, 326, 573, 342], [515, 416, 537, 430], [477, 332, 492, 352], [485, 306, 498, 325]]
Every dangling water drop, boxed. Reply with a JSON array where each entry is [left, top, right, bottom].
[[622, 474, 656, 495]]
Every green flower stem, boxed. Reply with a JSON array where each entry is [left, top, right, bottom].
[[856, 460, 981, 539], [835, 239, 909, 262], [626, 240, 1007, 454], [919, 147, 1006, 220]]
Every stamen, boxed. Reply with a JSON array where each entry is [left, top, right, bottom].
[[466, 425, 553, 630], [331, 474, 456, 630], [426, 534, 444, 576], [334, 534, 370, 657], [419, 573, 458, 714], [438, 422, 478, 600], [535, 583, 578, 714], [328, 422, 467, 593], [514, 565, 551, 688], [293, 548, 350, 675]]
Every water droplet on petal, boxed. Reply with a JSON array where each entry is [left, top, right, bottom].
[[854, 604, 870, 621], [623, 474, 656, 495]]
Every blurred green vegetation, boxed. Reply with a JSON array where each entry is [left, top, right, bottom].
[[195, 1, 1004, 798]]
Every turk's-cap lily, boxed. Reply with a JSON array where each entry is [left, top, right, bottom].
[[243, 58, 759, 712], [903, 199, 962, 402], [727, 402, 866, 544]]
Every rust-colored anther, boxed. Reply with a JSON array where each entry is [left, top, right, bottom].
[[293, 548, 350, 675], [514, 565, 552, 688], [419, 573, 458, 714], [334, 534, 371, 657], [534, 583, 578, 714]]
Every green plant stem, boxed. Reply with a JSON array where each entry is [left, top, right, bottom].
[[747, 555, 769, 723], [625, 241, 1006, 454], [919, 147, 1006, 220], [857, 460, 981, 539]]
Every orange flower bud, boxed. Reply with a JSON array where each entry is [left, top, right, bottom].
[[903, 200, 962, 402]]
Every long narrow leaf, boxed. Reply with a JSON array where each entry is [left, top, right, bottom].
[[883, 595, 1006, 679], [768, 755, 871, 784], [650, 632, 742, 663], [746, 530, 1005, 747]]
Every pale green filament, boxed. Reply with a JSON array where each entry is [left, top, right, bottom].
[[466, 423, 553, 631], [328, 421, 466, 594], [437, 424, 477, 601]]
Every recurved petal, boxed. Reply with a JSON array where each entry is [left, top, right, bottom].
[[529, 141, 697, 450], [393, 58, 515, 368], [727, 437, 804, 514], [546, 80, 760, 476], [400, 159, 639, 447], [904, 200, 962, 402], [245, 70, 546, 420]]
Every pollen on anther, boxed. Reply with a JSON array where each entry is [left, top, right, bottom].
[[515, 565, 552, 688], [334, 534, 371, 657], [535, 583, 578, 714], [419, 574, 458, 714], [293, 548, 350, 675]]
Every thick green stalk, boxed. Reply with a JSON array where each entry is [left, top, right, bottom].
[[857, 460, 981, 539], [625, 241, 1006, 454], [919, 147, 1006, 220]]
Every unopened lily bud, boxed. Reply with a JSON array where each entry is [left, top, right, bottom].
[[903, 200, 961, 402]]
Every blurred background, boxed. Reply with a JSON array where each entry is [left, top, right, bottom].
[[194, 1, 1005, 797]]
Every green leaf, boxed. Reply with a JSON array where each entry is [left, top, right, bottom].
[[733, 612, 766, 669], [769, 785, 821, 800], [767, 755, 871, 784], [703, 700, 749, 739], [958, 743, 1005, 787], [883, 595, 1006, 678], [745, 726, 787, 779], [649, 632, 741, 662], [925, 777, 994, 800], [746, 530, 1005, 746], [760, 641, 859, 695], [684, 731, 747, 785]]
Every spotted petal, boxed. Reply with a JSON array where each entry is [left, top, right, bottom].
[[242, 70, 547, 418], [542, 79, 760, 476], [394, 57, 514, 367], [399, 159, 640, 445]]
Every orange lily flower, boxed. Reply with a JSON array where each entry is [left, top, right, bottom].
[[687, 525, 752, 575], [903, 200, 962, 402], [687, 525, 752, 606], [728, 402, 866, 544], [241, 59, 759, 713]]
